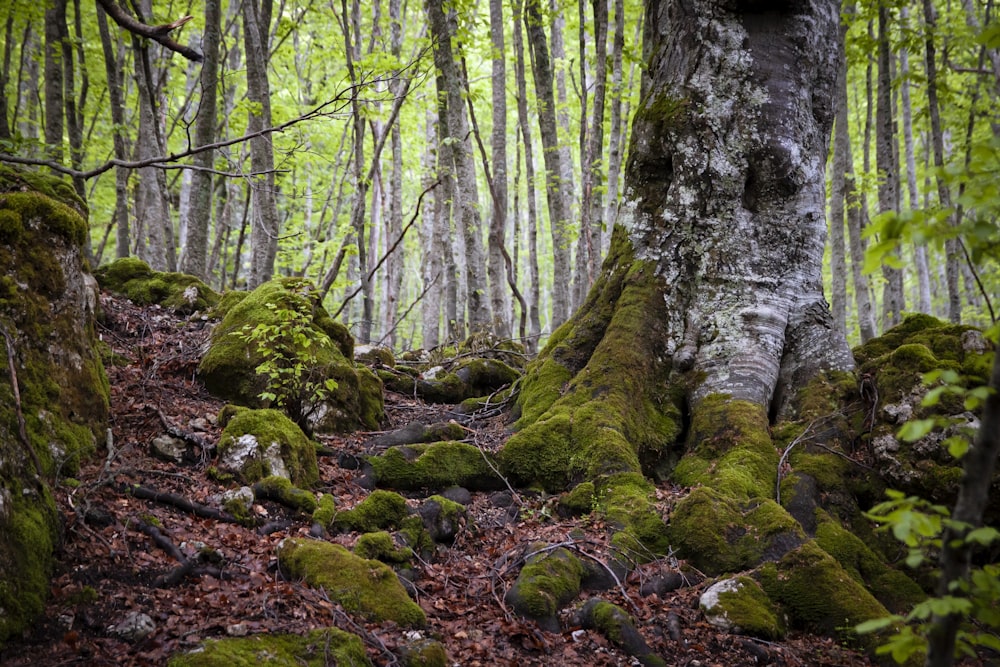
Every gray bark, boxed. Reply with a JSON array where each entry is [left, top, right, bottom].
[[96, 5, 131, 259], [513, 0, 542, 350], [180, 0, 221, 280], [421, 109, 442, 349], [525, 0, 571, 328], [244, 0, 280, 289], [43, 0, 65, 164], [623, 0, 852, 412], [876, 4, 904, 330], [603, 0, 626, 256], [488, 0, 511, 338], [429, 0, 492, 334], [0, 8, 13, 140]]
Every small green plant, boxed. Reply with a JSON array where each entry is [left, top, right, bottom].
[[231, 297, 338, 430]]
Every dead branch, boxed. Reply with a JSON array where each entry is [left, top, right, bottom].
[[124, 483, 241, 523], [95, 0, 202, 62]]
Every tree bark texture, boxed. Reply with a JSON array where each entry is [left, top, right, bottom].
[[43, 0, 66, 164], [180, 0, 221, 280], [876, 3, 904, 330], [488, 0, 511, 339], [96, 6, 131, 260], [621, 0, 852, 413]]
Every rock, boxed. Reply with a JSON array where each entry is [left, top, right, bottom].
[[197, 278, 383, 433], [401, 637, 448, 667], [150, 434, 188, 463], [220, 486, 254, 519], [355, 343, 396, 367], [368, 441, 504, 492], [700, 576, 785, 640], [439, 486, 472, 505], [0, 167, 108, 645], [94, 257, 219, 315], [575, 598, 666, 667], [370, 420, 466, 449], [418, 495, 466, 543], [505, 544, 584, 632], [216, 407, 318, 486], [333, 490, 409, 533], [169, 628, 372, 666], [277, 538, 425, 627], [354, 531, 413, 563], [108, 611, 155, 641], [639, 571, 684, 597]]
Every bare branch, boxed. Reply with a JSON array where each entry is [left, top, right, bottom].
[[94, 0, 202, 62]]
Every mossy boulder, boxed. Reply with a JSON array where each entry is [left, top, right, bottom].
[[198, 278, 383, 433], [166, 627, 371, 666], [401, 638, 448, 667], [354, 530, 413, 563], [216, 407, 319, 486], [414, 358, 520, 403], [505, 544, 585, 632], [669, 486, 805, 576], [333, 490, 409, 533], [252, 476, 318, 514], [94, 257, 220, 315], [600, 473, 670, 560], [417, 494, 467, 543], [368, 441, 504, 492], [699, 576, 785, 641], [277, 538, 425, 627], [0, 168, 108, 646]]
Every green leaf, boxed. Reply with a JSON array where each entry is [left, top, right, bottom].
[[898, 419, 936, 442], [855, 616, 900, 634], [944, 436, 970, 459], [966, 527, 1000, 546]]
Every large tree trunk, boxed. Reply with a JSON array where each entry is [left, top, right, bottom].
[[487, 0, 510, 339], [876, 3, 904, 329]]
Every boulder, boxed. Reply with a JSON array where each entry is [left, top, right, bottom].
[[94, 257, 219, 315], [0, 167, 108, 646]]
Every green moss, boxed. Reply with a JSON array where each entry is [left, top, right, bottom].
[[198, 278, 382, 432], [814, 512, 924, 613], [673, 396, 777, 499], [211, 290, 250, 320], [586, 599, 667, 667], [0, 489, 59, 646], [757, 541, 890, 652], [94, 258, 220, 314], [334, 489, 408, 532], [354, 531, 413, 563], [788, 451, 849, 491], [166, 627, 372, 666], [425, 494, 465, 522], [599, 473, 670, 558], [0, 191, 87, 245], [277, 538, 425, 627], [216, 408, 319, 486], [707, 576, 786, 640], [560, 481, 596, 515], [502, 230, 681, 493], [402, 638, 448, 667], [398, 515, 435, 557], [311, 493, 336, 528], [505, 545, 584, 623], [669, 487, 805, 576], [254, 475, 318, 513], [369, 441, 502, 491]]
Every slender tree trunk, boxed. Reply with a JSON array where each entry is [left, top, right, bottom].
[[488, 0, 511, 338], [525, 0, 571, 328], [513, 0, 542, 349], [573, 0, 590, 311], [63, 0, 86, 199], [132, 36, 171, 270], [549, 0, 576, 266], [427, 0, 492, 334], [96, 5, 131, 259], [380, 0, 405, 348], [877, 3, 904, 329], [603, 0, 626, 256], [180, 0, 221, 280], [43, 0, 66, 164], [579, 0, 608, 305], [829, 98, 848, 339], [421, 109, 442, 349], [922, 0, 962, 323], [0, 7, 14, 140]]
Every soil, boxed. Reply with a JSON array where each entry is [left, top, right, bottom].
[[0, 293, 878, 667]]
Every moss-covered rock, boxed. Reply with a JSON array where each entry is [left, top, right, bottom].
[[576, 598, 666, 667], [95, 257, 220, 315], [198, 278, 383, 433], [368, 441, 504, 492], [756, 541, 890, 652], [417, 494, 467, 543], [559, 481, 596, 516], [311, 493, 336, 528], [333, 489, 409, 533], [0, 168, 108, 646], [166, 627, 371, 666], [252, 476, 318, 513], [354, 530, 413, 563], [669, 487, 805, 576], [415, 358, 521, 403], [216, 407, 319, 486], [599, 473, 670, 559], [505, 544, 584, 632], [277, 538, 425, 627], [401, 638, 448, 667], [699, 576, 785, 641]]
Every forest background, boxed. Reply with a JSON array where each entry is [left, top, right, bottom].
[[1, 0, 997, 351]]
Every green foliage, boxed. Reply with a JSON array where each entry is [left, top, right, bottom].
[[231, 299, 339, 428], [859, 490, 1000, 662]]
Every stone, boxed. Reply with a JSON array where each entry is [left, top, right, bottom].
[[150, 434, 188, 463]]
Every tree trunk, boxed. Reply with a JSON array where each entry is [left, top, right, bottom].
[[603, 0, 626, 257], [513, 0, 542, 349], [63, 0, 86, 200], [243, 0, 280, 289], [180, 0, 221, 280], [525, 0, 571, 329], [877, 3, 904, 330], [488, 0, 511, 338], [43, 0, 66, 164], [922, 0, 962, 324], [421, 109, 442, 349], [96, 5, 131, 259], [382, 0, 405, 349], [0, 8, 14, 141]]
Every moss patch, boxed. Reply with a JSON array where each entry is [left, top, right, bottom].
[[252, 476, 318, 513], [701, 576, 785, 641], [599, 473, 670, 559], [166, 627, 371, 666], [94, 257, 220, 314], [277, 538, 425, 627], [669, 487, 805, 576], [333, 489, 409, 533], [504, 544, 584, 631], [756, 541, 890, 652], [354, 531, 413, 563], [198, 278, 382, 433], [369, 441, 503, 492], [216, 408, 319, 486]]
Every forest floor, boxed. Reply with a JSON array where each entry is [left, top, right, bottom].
[[0, 293, 879, 667]]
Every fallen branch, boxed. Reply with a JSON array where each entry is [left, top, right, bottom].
[[124, 483, 241, 523]]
